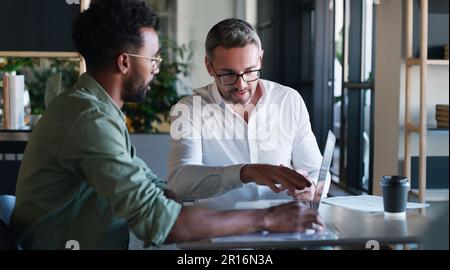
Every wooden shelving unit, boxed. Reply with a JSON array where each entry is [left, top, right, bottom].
[[404, 0, 449, 204], [406, 58, 449, 66]]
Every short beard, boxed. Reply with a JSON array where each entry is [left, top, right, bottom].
[[223, 87, 252, 105], [122, 73, 149, 103]]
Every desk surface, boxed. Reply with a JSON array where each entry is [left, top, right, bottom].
[[177, 203, 430, 249], [0, 130, 32, 142]]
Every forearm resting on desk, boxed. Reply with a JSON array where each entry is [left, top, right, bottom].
[[165, 201, 324, 243], [165, 206, 265, 243]]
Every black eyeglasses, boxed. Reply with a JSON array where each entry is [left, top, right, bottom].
[[210, 64, 262, 86]]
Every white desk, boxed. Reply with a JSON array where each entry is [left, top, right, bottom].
[[177, 203, 430, 250]]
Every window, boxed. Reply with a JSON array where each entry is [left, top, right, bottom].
[[146, 0, 176, 40]]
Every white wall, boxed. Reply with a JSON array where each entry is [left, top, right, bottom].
[[176, 0, 236, 91], [373, 0, 449, 195], [131, 134, 171, 180]]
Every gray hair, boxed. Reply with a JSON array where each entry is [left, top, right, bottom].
[[205, 18, 262, 60]]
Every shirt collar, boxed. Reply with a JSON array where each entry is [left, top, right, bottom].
[[75, 73, 126, 121]]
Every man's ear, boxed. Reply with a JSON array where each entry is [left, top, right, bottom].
[[204, 57, 214, 77], [117, 53, 130, 74]]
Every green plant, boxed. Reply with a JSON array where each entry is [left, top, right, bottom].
[[0, 57, 33, 73], [335, 28, 344, 66], [26, 58, 79, 114], [1, 57, 78, 121], [123, 37, 193, 133], [30, 107, 45, 115]]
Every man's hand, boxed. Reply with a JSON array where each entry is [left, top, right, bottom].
[[263, 201, 325, 232], [163, 189, 183, 204], [287, 185, 315, 201], [240, 164, 311, 193], [286, 170, 315, 201]]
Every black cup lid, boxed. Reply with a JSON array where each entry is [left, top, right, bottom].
[[381, 175, 409, 186]]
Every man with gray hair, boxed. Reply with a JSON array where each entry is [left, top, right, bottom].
[[168, 18, 329, 209]]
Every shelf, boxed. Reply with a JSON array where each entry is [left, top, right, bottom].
[[0, 51, 80, 58], [405, 123, 449, 133], [407, 58, 449, 66], [0, 132, 31, 142], [0, 127, 32, 133], [428, 127, 449, 132], [403, 0, 449, 205]]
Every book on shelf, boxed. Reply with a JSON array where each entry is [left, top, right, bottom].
[[436, 110, 449, 117], [435, 115, 449, 122], [444, 44, 449, 60], [437, 121, 449, 128], [3, 74, 10, 129], [2, 72, 25, 129], [435, 104, 449, 112]]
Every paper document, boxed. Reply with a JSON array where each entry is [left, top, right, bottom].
[[322, 195, 429, 212]]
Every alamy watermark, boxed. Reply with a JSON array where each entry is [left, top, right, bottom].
[[65, 0, 80, 5], [65, 240, 80, 250], [365, 240, 380, 250]]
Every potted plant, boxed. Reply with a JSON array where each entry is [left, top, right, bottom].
[[1, 57, 80, 129]]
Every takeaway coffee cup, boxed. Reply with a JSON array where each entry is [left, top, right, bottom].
[[380, 175, 410, 218]]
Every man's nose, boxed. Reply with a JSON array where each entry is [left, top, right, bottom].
[[233, 75, 247, 90]]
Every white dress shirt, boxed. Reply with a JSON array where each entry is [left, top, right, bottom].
[[168, 79, 328, 210]]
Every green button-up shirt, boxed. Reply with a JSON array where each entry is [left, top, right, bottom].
[[11, 73, 181, 250]]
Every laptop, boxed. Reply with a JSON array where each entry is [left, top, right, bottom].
[[229, 131, 338, 239], [311, 130, 336, 210]]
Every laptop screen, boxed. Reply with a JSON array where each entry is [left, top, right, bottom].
[[311, 130, 336, 210]]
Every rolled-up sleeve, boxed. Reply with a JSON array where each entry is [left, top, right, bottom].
[[167, 98, 244, 199], [133, 154, 168, 190], [65, 109, 181, 246]]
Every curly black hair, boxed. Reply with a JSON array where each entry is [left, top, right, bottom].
[[72, 0, 157, 70]]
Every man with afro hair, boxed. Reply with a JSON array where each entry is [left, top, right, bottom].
[[11, 0, 324, 249]]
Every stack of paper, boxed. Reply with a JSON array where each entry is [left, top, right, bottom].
[[322, 195, 429, 212]]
